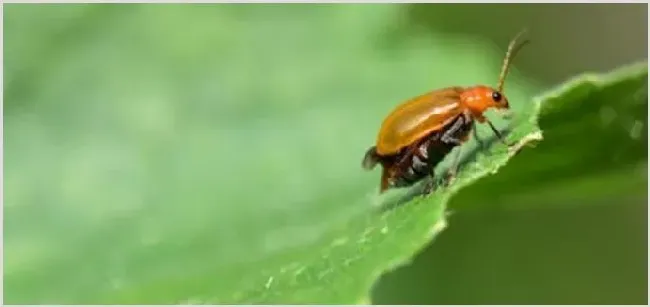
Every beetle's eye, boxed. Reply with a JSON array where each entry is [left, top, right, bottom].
[[491, 91, 502, 102]]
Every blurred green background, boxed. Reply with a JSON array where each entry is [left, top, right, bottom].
[[4, 3, 648, 304]]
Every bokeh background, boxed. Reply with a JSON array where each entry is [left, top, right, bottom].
[[4, 3, 648, 304]]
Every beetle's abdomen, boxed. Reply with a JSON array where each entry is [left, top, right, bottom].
[[389, 135, 455, 189], [384, 114, 473, 190]]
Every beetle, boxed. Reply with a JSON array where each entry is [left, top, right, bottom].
[[362, 30, 530, 193]]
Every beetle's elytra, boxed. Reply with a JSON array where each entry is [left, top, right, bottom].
[[363, 30, 530, 193]]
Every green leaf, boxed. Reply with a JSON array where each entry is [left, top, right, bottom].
[[4, 4, 645, 305]]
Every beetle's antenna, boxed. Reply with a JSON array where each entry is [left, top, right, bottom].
[[497, 28, 530, 93]]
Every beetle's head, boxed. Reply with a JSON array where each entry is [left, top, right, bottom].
[[462, 29, 529, 117], [461, 85, 510, 116], [460, 85, 510, 110]]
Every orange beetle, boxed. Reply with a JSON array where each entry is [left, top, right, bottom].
[[362, 30, 529, 193]]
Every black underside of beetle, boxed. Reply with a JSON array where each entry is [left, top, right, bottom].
[[386, 113, 474, 189]]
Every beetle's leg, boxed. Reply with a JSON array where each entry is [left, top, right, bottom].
[[485, 119, 514, 147], [439, 129, 463, 184], [422, 177, 435, 195], [443, 148, 462, 187], [472, 127, 487, 150], [440, 116, 465, 146], [436, 136, 461, 188], [423, 159, 442, 195], [440, 132, 464, 146], [437, 118, 467, 188]]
